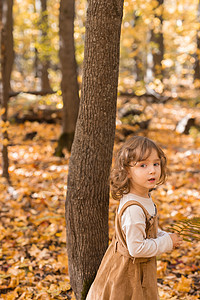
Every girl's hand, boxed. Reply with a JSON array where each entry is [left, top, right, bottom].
[[170, 233, 183, 248]]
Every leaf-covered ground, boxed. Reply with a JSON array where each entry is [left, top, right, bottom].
[[0, 96, 200, 299]]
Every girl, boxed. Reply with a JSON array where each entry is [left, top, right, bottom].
[[86, 136, 182, 300]]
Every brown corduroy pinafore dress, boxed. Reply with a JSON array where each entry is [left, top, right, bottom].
[[86, 200, 160, 300]]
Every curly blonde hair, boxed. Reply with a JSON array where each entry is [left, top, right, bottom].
[[110, 136, 167, 200]]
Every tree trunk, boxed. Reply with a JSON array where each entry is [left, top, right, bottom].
[[0, 0, 14, 181], [132, 14, 143, 81], [194, 33, 200, 80], [151, 0, 164, 79], [65, 0, 124, 299], [34, 47, 39, 78], [145, 30, 154, 83], [57, 0, 80, 154], [40, 61, 52, 91], [37, 0, 52, 92], [194, 0, 200, 81]]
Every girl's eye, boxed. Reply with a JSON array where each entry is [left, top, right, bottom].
[[154, 163, 160, 166], [140, 164, 147, 168]]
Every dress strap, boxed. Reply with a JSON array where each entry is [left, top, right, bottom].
[[118, 200, 151, 220], [115, 200, 156, 251]]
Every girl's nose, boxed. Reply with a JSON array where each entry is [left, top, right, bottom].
[[149, 166, 156, 174]]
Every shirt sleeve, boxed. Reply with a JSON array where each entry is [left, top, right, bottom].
[[157, 228, 172, 237], [121, 205, 173, 258]]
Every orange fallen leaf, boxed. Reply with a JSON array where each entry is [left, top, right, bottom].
[[174, 275, 192, 293]]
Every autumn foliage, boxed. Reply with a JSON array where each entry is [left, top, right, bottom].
[[0, 93, 199, 299], [1, 0, 200, 299]]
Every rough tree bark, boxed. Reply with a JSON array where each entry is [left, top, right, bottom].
[[56, 0, 80, 155], [65, 0, 124, 299], [0, 0, 14, 181]]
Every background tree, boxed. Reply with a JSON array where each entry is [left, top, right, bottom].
[[194, 0, 200, 81], [0, 0, 14, 181], [144, 0, 164, 84], [13, 0, 59, 92], [134, 14, 144, 82], [11, 0, 200, 96], [55, 0, 79, 156], [37, 0, 53, 92], [55, 0, 80, 156], [151, 0, 164, 80], [65, 0, 124, 299]]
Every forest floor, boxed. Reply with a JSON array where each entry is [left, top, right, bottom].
[[0, 93, 200, 299]]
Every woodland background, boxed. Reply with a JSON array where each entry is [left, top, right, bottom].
[[0, 0, 200, 299]]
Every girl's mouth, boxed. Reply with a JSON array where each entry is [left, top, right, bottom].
[[148, 178, 155, 183]]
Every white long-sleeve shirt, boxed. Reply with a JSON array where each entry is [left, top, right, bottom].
[[118, 193, 173, 258]]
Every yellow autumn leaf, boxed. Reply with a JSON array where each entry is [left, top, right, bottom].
[[175, 275, 192, 293], [8, 275, 20, 288], [57, 253, 68, 273], [45, 223, 58, 236], [28, 244, 41, 257], [0, 108, 6, 115], [0, 225, 7, 241], [59, 280, 71, 291], [135, 88, 146, 96], [0, 291, 18, 300], [36, 292, 51, 300], [2, 138, 9, 146], [157, 261, 168, 278], [56, 229, 66, 243], [48, 283, 61, 296], [0, 120, 9, 127]]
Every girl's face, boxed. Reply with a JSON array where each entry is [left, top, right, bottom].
[[127, 149, 161, 198]]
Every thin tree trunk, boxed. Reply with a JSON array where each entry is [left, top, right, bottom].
[[194, 34, 200, 80], [194, 0, 200, 81], [0, 0, 14, 181], [65, 0, 124, 299], [40, 61, 52, 91], [56, 0, 80, 154], [151, 0, 164, 79], [135, 56, 143, 81], [132, 14, 143, 81], [37, 0, 52, 92], [145, 30, 153, 83]]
